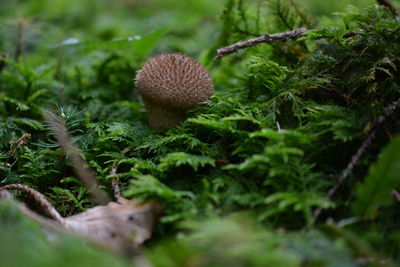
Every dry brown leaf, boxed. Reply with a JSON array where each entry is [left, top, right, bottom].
[[0, 184, 163, 255]]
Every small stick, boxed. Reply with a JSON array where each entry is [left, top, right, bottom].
[[276, 121, 281, 132], [313, 94, 400, 222], [109, 146, 135, 200], [214, 27, 307, 60], [392, 190, 400, 203], [5, 133, 31, 164], [109, 162, 121, 199]]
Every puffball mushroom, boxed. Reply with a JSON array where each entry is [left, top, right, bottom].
[[135, 53, 214, 129]]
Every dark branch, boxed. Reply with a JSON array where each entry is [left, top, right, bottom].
[[214, 27, 307, 60], [313, 93, 400, 223], [376, 0, 398, 16], [109, 146, 135, 200]]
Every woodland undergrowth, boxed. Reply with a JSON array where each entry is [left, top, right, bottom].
[[1, 0, 400, 266]]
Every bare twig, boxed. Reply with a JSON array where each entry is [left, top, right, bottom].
[[5, 133, 31, 164], [110, 162, 121, 199], [276, 121, 281, 132], [44, 110, 110, 205], [214, 27, 307, 60], [313, 93, 400, 222], [376, 0, 398, 16], [392, 190, 400, 203], [109, 146, 135, 200]]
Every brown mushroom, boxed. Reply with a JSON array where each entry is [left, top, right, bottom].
[[135, 53, 214, 129]]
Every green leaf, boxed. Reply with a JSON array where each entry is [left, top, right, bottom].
[[260, 191, 335, 226], [9, 117, 44, 130], [352, 136, 400, 219], [25, 89, 48, 105], [131, 27, 169, 57], [124, 175, 194, 201], [0, 94, 30, 111], [54, 27, 168, 57], [158, 152, 216, 171]]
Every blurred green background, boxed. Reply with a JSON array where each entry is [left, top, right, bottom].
[[1, 0, 392, 92], [0, 0, 389, 60]]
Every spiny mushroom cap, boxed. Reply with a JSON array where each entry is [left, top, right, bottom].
[[135, 53, 213, 110]]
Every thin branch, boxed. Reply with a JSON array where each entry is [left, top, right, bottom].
[[214, 27, 307, 60], [44, 110, 110, 205], [109, 146, 135, 200], [392, 190, 400, 203], [313, 93, 400, 222], [109, 161, 121, 199], [5, 133, 31, 164], [276, 121, 281, 132]]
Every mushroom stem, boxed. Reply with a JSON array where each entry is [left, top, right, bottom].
[[144, 100, 186, 130]]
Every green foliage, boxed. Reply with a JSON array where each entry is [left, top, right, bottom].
[[158, 152, 216, 172], [353, 136, 400, 219], [56, 27, 169, 59], [1, 0, 400, 265], [124, 175, 194, 202], [147, 216, 358, 267], [267, 0, 317, 31]]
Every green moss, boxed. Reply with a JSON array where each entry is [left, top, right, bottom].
[[1, 0, 400, 265]]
